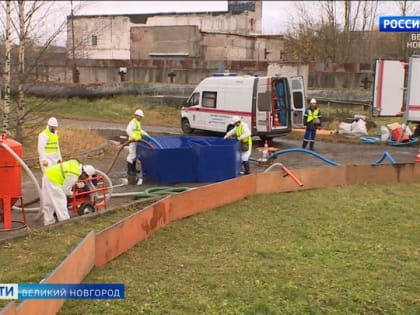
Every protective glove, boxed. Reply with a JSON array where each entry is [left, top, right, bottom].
[[76, 182, 85, 189], [42, 160, 49, 167], [223, 135, 228, 140]]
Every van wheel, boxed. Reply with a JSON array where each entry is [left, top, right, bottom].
[[181, 118, 193, 134]]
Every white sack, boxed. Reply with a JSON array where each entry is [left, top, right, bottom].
[[339, 119, 368, 137]]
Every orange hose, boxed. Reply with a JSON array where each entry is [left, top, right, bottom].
[[104, 139, 154, 175], [281, 165, 304, 187]]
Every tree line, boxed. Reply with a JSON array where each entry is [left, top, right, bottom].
[[0, 1, 85, 142], [284, 0, 418, 63]]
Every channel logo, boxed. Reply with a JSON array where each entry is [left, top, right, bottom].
[[0, 283, 124, 300], [0, 284, 18, 300], [379, 16, 420, 32]]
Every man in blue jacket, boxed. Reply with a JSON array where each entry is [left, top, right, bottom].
[[302, 99, 322, 151]]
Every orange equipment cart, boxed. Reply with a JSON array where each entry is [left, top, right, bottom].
[[68, 175, 109, 216]]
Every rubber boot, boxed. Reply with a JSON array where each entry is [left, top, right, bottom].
[[127, 161, 138, 175], [240, 162, 245, 175], [127, 162, 137, 185], [309, 142, 315, 151], [135, 160, 143, 185], [244, 161, 251, 175], [302, 140, 308, 149]]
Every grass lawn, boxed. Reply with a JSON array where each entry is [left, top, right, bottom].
[[22, 126, 104, 160], [0, 200, 156, 309], [55, 183, 420, 315], [27, 95, 180, 127]]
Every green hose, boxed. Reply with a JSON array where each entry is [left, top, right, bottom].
[[133, 186, 190, 200]]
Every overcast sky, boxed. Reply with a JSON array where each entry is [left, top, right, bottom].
[[6, 1, 417, 47]]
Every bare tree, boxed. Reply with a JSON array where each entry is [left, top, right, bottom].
[[361, 0, 378, 32], [0, 1, 85, 140], [284, 0, 399, 63], [16, 0, 26, 141], [343, 0, 351, 33], [394, 0, 417, 57], [319, 1, 336, 26], [2, 0, 11, 135]]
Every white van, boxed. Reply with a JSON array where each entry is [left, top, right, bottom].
[[373, 56, 420, 121], [180, 74, 306, 140]]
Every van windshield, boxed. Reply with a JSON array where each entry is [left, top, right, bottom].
[[185, 92, 200, 107]]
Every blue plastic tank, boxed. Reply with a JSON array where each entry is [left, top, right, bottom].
[[137, 136, 241, 184]]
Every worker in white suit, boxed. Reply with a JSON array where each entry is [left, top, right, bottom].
[[126, 109, 149, 185], [38, 117, 62, 173], [41, 159, 96, 226], [224, 116, 252, 175]]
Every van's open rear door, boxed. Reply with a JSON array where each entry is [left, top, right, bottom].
[[289, 76, 305, 127], [406, 57, 420, 122], [373, 59, 405, 117]]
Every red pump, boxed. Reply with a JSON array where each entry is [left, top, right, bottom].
[[0, 133, 26, 231]]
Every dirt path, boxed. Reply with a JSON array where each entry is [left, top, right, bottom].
[[2, 120, 418, 241]]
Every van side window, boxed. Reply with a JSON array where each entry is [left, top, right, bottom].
[[291, 79, 302, 90], [202, 91, 217, 108], [293, 92, 303, 109], [257, 92, 271, 111]]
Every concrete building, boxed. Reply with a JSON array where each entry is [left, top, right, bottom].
[[67, 15, 132, 59], [129, 26, 283, 62], [66, 1, 281, 62]]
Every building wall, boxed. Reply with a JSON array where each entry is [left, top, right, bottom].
[[68, 16, 131, 60], [200, 33, 283, 62], [56, 59, 268, 85], [128, 26, 283, 62], [130, 26, 202, 59], [67, 1, 262, 60], [146, 1, 262, 34], [1, 60, 376, 90]]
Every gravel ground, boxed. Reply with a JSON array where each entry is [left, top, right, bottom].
[[2, 119, 418, 241]]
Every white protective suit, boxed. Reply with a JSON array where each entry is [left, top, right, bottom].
[[224, 121, 252, 162], [42, 164, 80, 226], [126, 119, 149, 164], [38, 127, 62, 173]]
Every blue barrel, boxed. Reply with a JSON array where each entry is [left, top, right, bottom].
[[137, 136, 241, 184]]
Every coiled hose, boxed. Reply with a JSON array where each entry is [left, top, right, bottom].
[[132, 187, 190, 200]]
